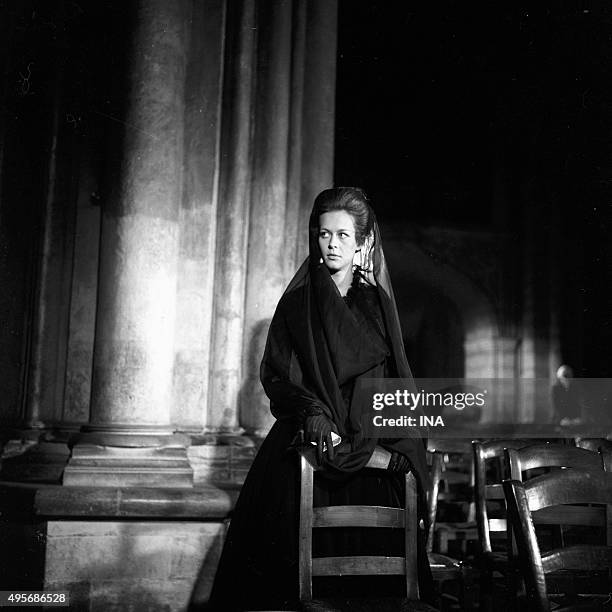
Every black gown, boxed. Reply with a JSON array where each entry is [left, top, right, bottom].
[[205, 277, 434, 611]]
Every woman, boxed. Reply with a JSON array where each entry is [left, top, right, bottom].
[[207, 187, 433, 611]]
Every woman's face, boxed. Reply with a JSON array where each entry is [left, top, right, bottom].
[[318, 210, 359, 275]]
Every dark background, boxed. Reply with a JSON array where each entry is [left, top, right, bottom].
[[335, 0, 612, 376]]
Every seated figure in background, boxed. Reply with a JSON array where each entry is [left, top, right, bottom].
[[552, 364, 584, 426]]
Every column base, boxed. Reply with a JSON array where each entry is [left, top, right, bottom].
[[74, 424, 191, 448], [63, 444, 193, 488], [63, 425, 194, 488]]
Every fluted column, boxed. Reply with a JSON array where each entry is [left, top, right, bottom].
[[173, 0, 226, 431], [240, 0, 338, 435], [64, 0, 192, 487], [22, 38, 76, 433], [207, 0, 256, 433], [62, 141, 100, 426], [241, 0, 294, 435], [204, 0, 337, 435], [23, 76, 63, 431]]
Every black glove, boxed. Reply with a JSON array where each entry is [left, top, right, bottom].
[[387, 451, 411, 473], [304, 414, 337, 463]]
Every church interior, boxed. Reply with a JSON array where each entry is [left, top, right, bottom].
[[1, 0, 611, 610]]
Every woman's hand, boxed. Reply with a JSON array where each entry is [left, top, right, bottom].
[[304, 414, 337, 463], [387, 450, 412, 473]]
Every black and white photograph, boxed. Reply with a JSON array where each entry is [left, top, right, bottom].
[[1, 1, 611, 610]]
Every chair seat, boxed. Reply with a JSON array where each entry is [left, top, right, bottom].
[[428, 552, 462, 581], [481, 550, 510, 570]]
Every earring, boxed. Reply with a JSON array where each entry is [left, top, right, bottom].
[[319, 257, 323, 264]]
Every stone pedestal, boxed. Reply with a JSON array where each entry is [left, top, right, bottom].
[[36, 485, 237, 609], [43, 520, 224, 611], [63, 444, 193, 488], [0, 482, 238, 610]]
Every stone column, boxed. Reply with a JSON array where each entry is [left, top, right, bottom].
[[23, 82, 61, 432], [240, 0, 338, 436], [207, 0, 256, 433], [63, 0, 192, 487], [204, 0, 338, 435], [23, 45, 76, 433], [519, 177, 537, 423], [0, 11, 81, 482], [62, 142, 100, 427], [172, 0, 226, 431], [241, 0, 294, 436]]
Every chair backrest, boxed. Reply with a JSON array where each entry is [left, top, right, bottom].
[[505, 445, 611, 560], [575, 437, 612, 453], [473, 439, 535, 554], [506, 444, 612, 481], [426, 446, 475, 554], [427, 438, 475, 540], [298, 453, 419, 602], [503, 471, 612, 611]]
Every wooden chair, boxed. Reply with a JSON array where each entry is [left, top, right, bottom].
[[503, 470, 612, 611], [473, 439, 536, 558], [299, 452, 437, 610], [504, 444, 612, 606], [427, 450, 477, 610], [427, 439, 478, 556], [472, 439, 540, 611]]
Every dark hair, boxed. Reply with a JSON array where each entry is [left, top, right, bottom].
[[310, 187, 374, 246]]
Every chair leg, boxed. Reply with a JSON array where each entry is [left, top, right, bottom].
[[459, 565, 477, 611]]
